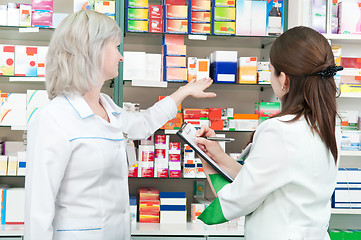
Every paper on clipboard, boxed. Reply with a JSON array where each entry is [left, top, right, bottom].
[[177, 122, 234, 182]]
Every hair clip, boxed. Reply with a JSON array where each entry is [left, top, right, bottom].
[[311, 65, 344, 78]]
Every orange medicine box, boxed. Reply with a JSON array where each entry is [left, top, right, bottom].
[[138, 187, 159, 200], [191, 11, 211, 22], [183, 108, 209, 119], [190, 0, 211, 11]]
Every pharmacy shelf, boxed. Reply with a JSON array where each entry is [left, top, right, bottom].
[[124, 32, 277, 49], [331, 209, 361, 215], [164, 129, 254, 135], [340, 151, 361, 157], [0, 25, 54, 42], [131, 222, 244, 236], [0, 222, 244, 237], [124, 80, 271, 91], [324, 34, 361, 45], [129, 177, 206, 180], [0, 76, 45, 82], [0, 224, 24, 237], [339, 92, 361, 98]]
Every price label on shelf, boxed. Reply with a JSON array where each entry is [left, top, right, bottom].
[[19, 27, 40, 33]]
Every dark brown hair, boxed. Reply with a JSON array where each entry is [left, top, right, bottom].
[[269, 26, 338, 163]]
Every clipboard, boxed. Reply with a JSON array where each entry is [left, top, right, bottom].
[[177, 122, 235, 183]]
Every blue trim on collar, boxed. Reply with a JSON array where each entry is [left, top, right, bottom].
[[69, 137, 124, 142], [57, 228, 102, 232], [64, 96, 94, 119]]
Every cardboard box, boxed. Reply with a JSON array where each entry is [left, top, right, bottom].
[[149, 5, 162, 19], [127, 8, 148, 20], [126, 20, 148, 32], [128, 0, 148, 8], [190, 23, 211, 34], [190, 0, 211, 11], [149, 18, 162, 33], [214, 7, 236, 21], [0, 45, 15, 76], [164, 19, 188, 33], [191, 11, 211, 22], [164, 5, 188, 19], [213, 21, 235, 35]]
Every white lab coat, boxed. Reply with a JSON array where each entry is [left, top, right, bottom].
[[25, 93, 177, 240], [217, 115, 341, 240]]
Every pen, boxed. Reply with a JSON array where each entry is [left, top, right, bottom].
[[200, 137, 235, 142]]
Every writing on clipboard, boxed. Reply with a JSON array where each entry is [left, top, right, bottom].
[[177, 122, 235, 183]]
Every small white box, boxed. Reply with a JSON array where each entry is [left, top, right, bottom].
[[210, 51, 238, 63], [17, 152, 26, 176], [37, 46, 48, 77], [251, 0, 267, 36], [0, 5, 7, 25], [5, 188, 25, 224], [7, 3, 20, 26], [236, 0, 251, 36], [7, 156, 18, 176], [19, 4, 32, 27], [196, 58, 209, 81], [0, 44, 15, 76], [0, 155, 8, 175], [160, 208, 187, 224], [15, 46, 38, 77]]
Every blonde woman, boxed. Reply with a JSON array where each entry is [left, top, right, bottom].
[[25, 10, 216, 240]]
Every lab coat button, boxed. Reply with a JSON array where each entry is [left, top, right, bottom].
[[122, 210, 126, 214], [120, 177, 124, 181]]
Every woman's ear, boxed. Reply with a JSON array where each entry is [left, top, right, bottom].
[[280, 72, 289, 92]]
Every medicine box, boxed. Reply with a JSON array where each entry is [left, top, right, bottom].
[[213, 21, 235, 35], [190, 0, 211, 11], [149, 5, 162, 19], [213, 0, 235, 7], [7, 3, 20, 27], [149, 19, 162, 32], [127, 8, 148, 20], [163, 45, 186, 56], [128, 0, 148, 8], [339, 111, 358, 130], [213, 7, 236, 21], [32, 10, 53, 28], [164, 19, 188, 33], [191, 11, 211, 22], [14, 46, 38, 77], [190, 23, 211, 34], [236, 0, 251, 35], [0, 45, 15, 76], [126, 20, 148, 32], [164, 5, 188, 19], [237, 57, 257, 84], [165, 56, 187, 68], [341, 131, 361, 151], [197, 58, 210, 80], [32, 0, 53, 11], [251, 0, 266, 36], [95, 1, 115, 19], [19, 4, 32, 27], [163, 67, 187, 82]]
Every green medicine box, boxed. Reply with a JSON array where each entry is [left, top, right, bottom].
[[214, 7, 236, 21], [128, 0, 148, 8], [213, 21, 235, 35], [128, 8, 148, 20], [214, 0, 235, 7]]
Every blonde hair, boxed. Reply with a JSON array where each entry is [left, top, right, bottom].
[[46, 10, 122, 99]]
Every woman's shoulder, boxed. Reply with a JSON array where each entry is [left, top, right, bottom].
[[256, 115, 307, 136]]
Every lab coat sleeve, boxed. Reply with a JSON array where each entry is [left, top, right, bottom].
[[121, 96, 178, 139], [217, 118, 291, 221], [25, 109, 72, 240]]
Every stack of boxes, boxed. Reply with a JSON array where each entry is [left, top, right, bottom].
[[164, 0, 188, 34], [209, 107, 233, 131], [183, 144, 205, 178], [189, 0, 211, 35], [332, 168, 361, 209], [137, 145, 155, 177], [159, 192, 187, 223], [5, 3, 32, 27], [126, 0, 149, 32], [168, 141, 181, 178], [32, 0, 53, 28], [159, 96, 183, 130], [183, 144, 196, 178], [124, 0, 284, 36], [162, 35, 187, 82], [255, 102, 281, 123], [237, 57, 257, 84], [0, 44, 48, 78], [154, 135, 169, 178], [339, 111, 360, 151], [138, 187, 160, 223], [212, 0, 236, 35], [149, 4, 163, 33], [210, 51, 238, 83], [183, 108, 209, 129], [257, 61, 271, 84]]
